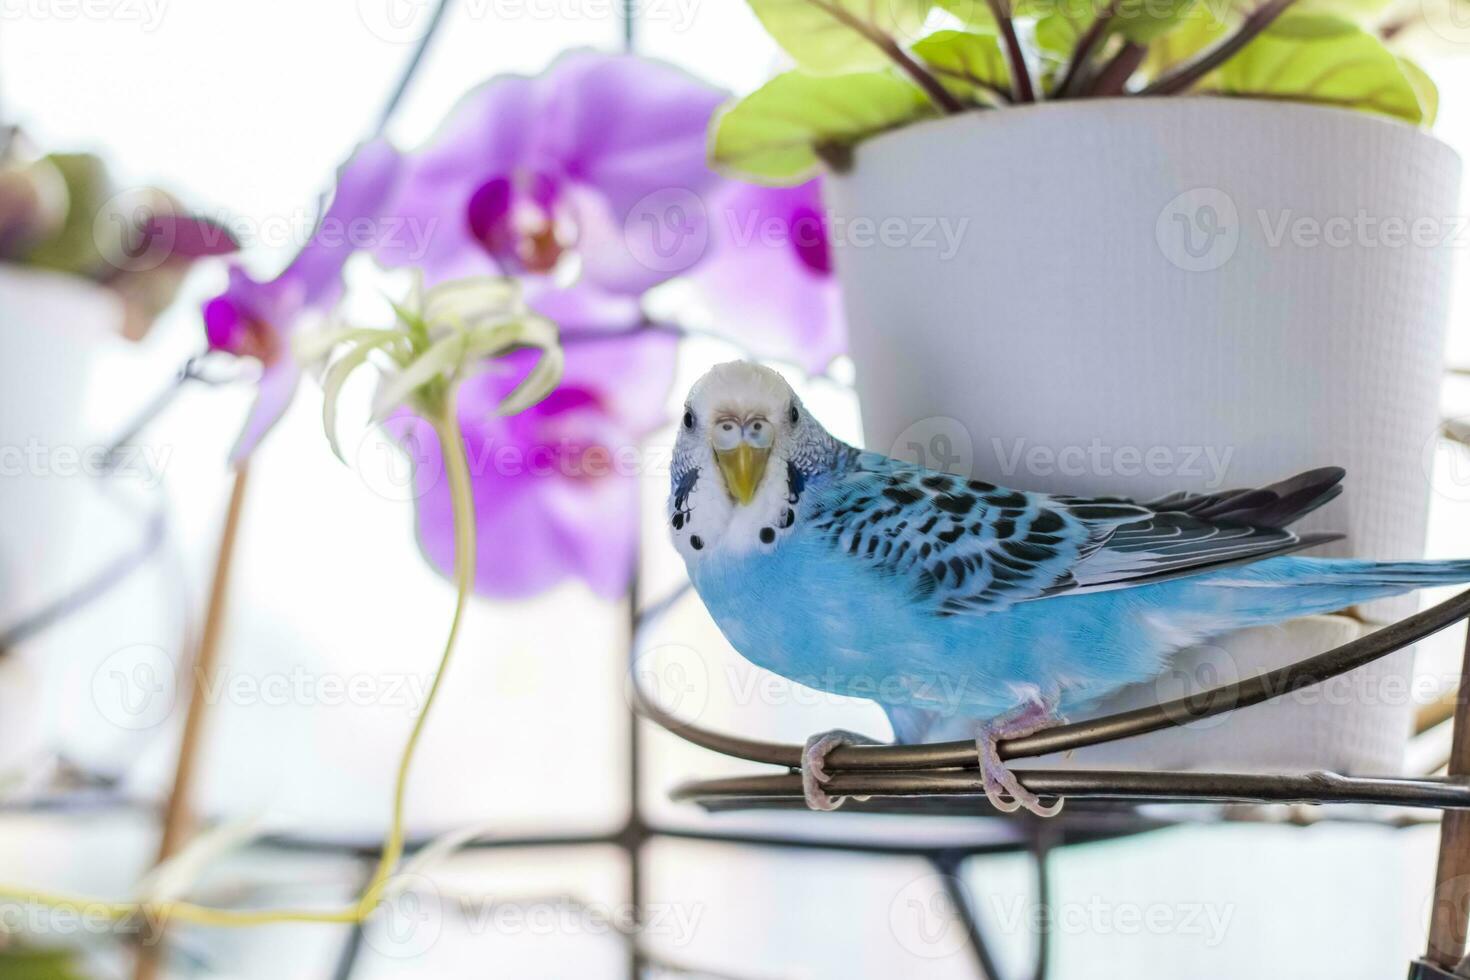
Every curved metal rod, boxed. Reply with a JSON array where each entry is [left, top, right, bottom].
[[636, 588, 1470, 773], [672, 770, 1470, 811]]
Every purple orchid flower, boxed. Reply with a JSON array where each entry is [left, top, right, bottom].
[[385, 327, 676, 599], [363, 51, 726, 599], [686, 179, 845, 374], [203, 138, 403, 462], [375, 49, 726, 328]]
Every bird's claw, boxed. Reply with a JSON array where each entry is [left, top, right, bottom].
[[801, 729, 879, 811], [975, 695, 1066, 818]]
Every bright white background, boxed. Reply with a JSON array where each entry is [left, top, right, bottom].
[[3, 3, 1470, 977]]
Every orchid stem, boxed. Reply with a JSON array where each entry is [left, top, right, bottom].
[[358, 399, 475, 914], [0, 394, 478, 934]]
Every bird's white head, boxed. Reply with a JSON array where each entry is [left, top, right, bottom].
[[668, 361, 844, 563]]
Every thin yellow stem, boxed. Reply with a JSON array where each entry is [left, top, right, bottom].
[[357, 402, 475, 914], [0, 395, 479, 933]]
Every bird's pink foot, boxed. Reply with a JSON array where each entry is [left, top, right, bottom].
[[801, 729, 880, 811], [975, 695, 1066, 817]]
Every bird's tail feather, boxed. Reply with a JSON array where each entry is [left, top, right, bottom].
[[1149, 466, 1345, 529], [1196, 556, 1470, 627]]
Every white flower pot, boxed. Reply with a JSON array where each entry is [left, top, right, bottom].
[[0, 266, 124, 772], [826, 98, 1461, 776]]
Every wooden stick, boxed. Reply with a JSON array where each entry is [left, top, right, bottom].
[[1421, 688, 1460, 737], [1427, 626, 1470, 970], [134, 463, 251, 980]]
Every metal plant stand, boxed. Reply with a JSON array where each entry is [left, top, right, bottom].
[[644, 587, 1470, 978]]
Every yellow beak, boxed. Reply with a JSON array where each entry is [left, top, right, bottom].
[[715, 444, 770, 506]]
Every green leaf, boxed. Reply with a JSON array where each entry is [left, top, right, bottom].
[[747, 0, 933, 72], [0, 944, 88, 980], [1218, 13, 1426, 124], [1140, 5, 1229, 81], [370, 330, 469, 423], [1025, 0, 1199, 60], [933, 0, 996, 27], [911, 29, 1010, 101], [475, 315, 564, 416], [420, 276, 523, 334], [0, 155, 69, 262], [1114, 0, 1198, 42], [1398, 55, 1439, 125], [1273, 0, 1397, 17], [293, 326, 404, 366], [1255, 10, 1360, 36], [1022, 0, 1102, 59], [22, 153, 112, 278], [711, 71, 935, 184], [321, 334, 403, 461]]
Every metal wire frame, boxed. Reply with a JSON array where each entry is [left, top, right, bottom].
[[644, 587, 1470, 812], [634, 588, 1470, 978]]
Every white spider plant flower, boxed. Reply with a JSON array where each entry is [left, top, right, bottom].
[[301, 274, 564, 459]]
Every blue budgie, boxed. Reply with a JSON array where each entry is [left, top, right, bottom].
[[669, 362, 1470, 816]]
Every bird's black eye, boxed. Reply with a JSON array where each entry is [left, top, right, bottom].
[[788, 404, 799, 425], [682, 409, 694, 430]]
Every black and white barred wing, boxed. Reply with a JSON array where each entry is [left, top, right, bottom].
[[805, 456, 1344, 616]]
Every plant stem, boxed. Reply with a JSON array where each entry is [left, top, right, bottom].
[[1140, 0, 1298, 96], [357, 400, 476, 915], [808, 0, 966, 113], [1055, 2, 1117, 98], [1088, 40, 1147, 95], [985, 0, 1038, 103]]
